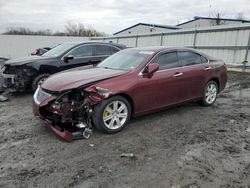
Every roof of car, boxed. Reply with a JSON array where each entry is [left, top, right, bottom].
[[62, 41, 126, 49], [129, 46, 197, 52], [126, 46, 217, 60]]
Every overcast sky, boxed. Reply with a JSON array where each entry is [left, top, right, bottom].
[[0, 0, 249, 34]]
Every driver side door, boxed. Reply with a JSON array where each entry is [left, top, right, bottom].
[[134, 51, 185, 114]]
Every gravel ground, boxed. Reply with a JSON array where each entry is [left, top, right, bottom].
[[0, 71, 250, 188]]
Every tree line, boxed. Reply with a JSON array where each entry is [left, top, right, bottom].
[[2, 22, 106, 37]]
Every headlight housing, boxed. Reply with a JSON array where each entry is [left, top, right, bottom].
[[34, 87, 52, 105]]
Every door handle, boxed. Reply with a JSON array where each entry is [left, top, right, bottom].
[[204, 66, 211, 70], [173, 72, 183, 77]]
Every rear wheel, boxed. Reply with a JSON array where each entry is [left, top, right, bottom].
[[201, 81, 218, 106], [93, 95, 131, 133], [32, 74, 50, 91]]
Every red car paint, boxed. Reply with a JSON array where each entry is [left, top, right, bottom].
[[33, 47, 227, 141], [41, 67, 129, 92]]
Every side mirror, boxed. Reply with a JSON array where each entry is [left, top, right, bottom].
[[63, 55, 74, 63], [143, 63, 159, 76]]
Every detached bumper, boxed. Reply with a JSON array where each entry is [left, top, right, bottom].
[[32, 102, 74, 142]]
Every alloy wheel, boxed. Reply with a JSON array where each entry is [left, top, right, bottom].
[[205, 83, 217, 104], [102, 100, 128, 130]]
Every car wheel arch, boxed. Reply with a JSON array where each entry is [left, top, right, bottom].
[[208, 77, 220, 91], [92, 94, 133, 133], [110, 93, 134, 115]]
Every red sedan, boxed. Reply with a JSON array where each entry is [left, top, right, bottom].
[[33, 47, 227, 141]]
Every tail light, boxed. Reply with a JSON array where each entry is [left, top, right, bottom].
[[31, 50, 37, 55]]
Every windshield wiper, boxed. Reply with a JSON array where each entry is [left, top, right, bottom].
[[99, 66, 128, 71]]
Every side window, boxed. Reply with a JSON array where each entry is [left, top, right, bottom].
[[153, 52, 179, 70], [68, 45, 93, 57], [96, 45, 111, 56], [111, 47, 120, 54], [201, 56, 208, 63], [178, 51, 202, 66]]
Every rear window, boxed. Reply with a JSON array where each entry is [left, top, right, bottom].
[[96, 45, 111, 56], [201, 56, 208, 63], [111, 47, 120, 54]]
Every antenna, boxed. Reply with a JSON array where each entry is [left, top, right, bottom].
[[209, 4, 212, 17]]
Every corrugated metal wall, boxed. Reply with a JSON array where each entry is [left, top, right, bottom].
[[0, 35, 89, 59], [92, 24, 250, 65], [1, 24, 250, 64]]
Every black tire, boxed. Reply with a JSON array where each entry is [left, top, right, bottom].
[[93, 95, 131, 134], [0, 75, 4, 93], [32, 74, 50, 91], [200, 81, 218, 106]]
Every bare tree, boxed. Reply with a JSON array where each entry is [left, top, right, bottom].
[[2, 22, 106, 36], [3, 27, 53, 36], [236, 13, 246, 20], [209, 9, 225, 26], [64, 21, 105, 37]]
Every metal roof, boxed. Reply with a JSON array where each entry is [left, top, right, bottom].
[[113, 23, 179, 35], [177, 16, 250, 26]]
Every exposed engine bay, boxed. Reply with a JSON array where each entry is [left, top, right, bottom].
[[34, 86, 111, 141], [2, 65, 37, 92], [0, 65, 37, 102]]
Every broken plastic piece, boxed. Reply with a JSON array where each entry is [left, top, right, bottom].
[[82, 128, 92, 139], [76, 122, 87, 129], [0, 95, 8, 102], [121, 153, 136, 159]]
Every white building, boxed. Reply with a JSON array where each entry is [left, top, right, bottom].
[[177, 16, 250, 29], [113, 23, 179, 36]]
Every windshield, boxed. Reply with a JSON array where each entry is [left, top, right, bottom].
[[42, 43, 75, 57], [97, 49, 154, 71]]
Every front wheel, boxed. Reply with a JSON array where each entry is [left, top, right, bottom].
[[201, 81, 218, 106], [32, 74, 50, 91], [93, 96, 131, 133]]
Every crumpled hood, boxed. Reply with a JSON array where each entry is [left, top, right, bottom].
[[4, 56, 54, 66], [41, 67, 128, 92]]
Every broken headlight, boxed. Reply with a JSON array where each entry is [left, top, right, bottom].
[[34, 87, 52, 105], [55, 89, 84, 103]]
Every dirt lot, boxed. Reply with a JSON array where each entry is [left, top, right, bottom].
[[0, 71, 250, 188]]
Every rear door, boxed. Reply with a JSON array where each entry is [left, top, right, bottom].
[[177, 51, 209, 101], [93, 45, 112, 64]]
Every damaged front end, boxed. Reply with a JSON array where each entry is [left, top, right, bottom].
[[33, 86, 111, 141], [2, 65, 36, 92]]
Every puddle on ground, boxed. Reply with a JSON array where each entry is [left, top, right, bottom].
[[229, 88, 250, 99]]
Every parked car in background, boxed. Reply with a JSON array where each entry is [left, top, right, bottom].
[[31, 43, 61, 56], [0, 57, 9, 93], [2, 41, 126, 92], [33, 47, 227, 141], [31, 47, 51, 56]]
